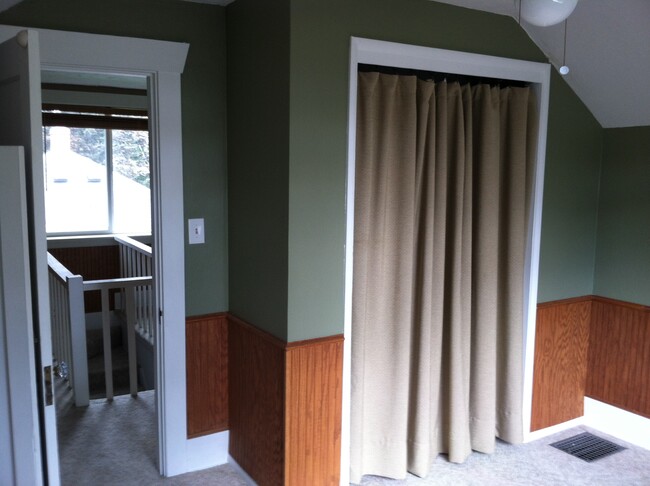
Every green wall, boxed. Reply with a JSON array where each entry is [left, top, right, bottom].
[[227, 0, 291, 340], [537, 71, 603, 302], [593, 127, 650, 306], [4, 0, 607, 339], [0, 0, 229, 316], [285, 0, 604, 340]]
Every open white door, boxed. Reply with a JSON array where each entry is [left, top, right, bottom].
[[0, 30, 60, 485], [0, 147, 42, 485]]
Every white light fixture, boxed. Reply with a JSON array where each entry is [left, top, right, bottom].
[[520, 0, 579, 27], [559, 20, 570, 75]]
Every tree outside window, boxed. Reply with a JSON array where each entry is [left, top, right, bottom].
[[43, 125, 151, 235]]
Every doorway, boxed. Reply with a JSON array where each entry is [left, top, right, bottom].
[[34, 31, 191, 479], [341, 37, 551, 484], [0, 25, 194, 484], [41, 70, 160, 482]]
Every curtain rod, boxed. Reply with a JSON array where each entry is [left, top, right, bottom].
[[358, 63, 530, 88]]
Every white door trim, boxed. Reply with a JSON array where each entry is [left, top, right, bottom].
[[0, 146, 42, 485], [0, 30, 54, 485], [0, 24, 202, 478], [342, 36, 551, 485]]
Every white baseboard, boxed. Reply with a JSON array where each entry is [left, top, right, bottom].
[[524, 416, 585, 443], [524, 399, 650, 451], [228, 455, 258, 486], [184, 430, 229, 473], [584, 398, 650, 450]]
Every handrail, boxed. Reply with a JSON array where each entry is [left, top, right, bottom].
[[48, 244, 154, 405], [47, 252, 76, 281], [83, 276, 152, 290], [113, 235, 152, 256], [83, 276, 153, 401], [47, 252, 89, 407], [115, 236, 155, 345]]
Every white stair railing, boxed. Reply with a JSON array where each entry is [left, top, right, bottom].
[[114, 236, 154, 345], [47, 252, 89, 407], [49, 239, 154, 404], [83, 276, 153, 401]]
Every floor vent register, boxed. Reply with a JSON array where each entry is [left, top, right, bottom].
[[550, 432, 626, 462]]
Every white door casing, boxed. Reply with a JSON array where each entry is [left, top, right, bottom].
[[0, 30, 58, 485], [0, 25, 228, 478]]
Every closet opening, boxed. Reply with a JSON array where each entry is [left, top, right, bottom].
[[341, 37, 551, 484]]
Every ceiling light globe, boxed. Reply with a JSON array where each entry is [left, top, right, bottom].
[[520, 0, 579, 27]]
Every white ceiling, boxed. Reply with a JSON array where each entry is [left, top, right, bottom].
[[433, 0, 650, 128]]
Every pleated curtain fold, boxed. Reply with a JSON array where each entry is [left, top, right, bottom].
[[350, 71, 538, 483]]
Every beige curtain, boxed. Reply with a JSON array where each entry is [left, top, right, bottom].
[[350, 71, 538, 483]]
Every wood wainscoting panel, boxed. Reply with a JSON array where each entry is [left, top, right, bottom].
[[186, 313, 229, 438], [285, 335, 344, 486], [531, 297, 592, 431], [586, 297, 650, 419], [228, 315, 286, 486], [227, 315, 345, 486]]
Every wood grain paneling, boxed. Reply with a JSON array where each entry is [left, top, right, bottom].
[[586, 297, 650, 419], [186, 313, 229, 438], [228, 314, 286, 486], [531, 297, 592, 431], [227, 315, 344, 486], [49, 245, 120, 312], [532, 295, 650, 431], [285, 335, 343, 486]]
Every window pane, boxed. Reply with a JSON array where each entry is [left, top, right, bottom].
[[111, 129, 151, 234], [44, 127, 108, 233]]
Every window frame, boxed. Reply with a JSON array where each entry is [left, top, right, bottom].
[[42, 106, 151, 237]]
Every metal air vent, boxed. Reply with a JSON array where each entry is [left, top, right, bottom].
[[550, 432, 626, 462]]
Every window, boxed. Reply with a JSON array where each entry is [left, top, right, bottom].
[[43, 108, 151, 235]]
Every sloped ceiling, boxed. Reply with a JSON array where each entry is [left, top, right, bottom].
[[2, 0, 647, 127], [0, 0, 22, 12], [433, 0, 650, 128]]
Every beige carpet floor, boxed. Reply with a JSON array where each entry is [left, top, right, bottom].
[[57, 381, 650, 485], [56, 384, 247, 485], [358, 426, 650, 486]]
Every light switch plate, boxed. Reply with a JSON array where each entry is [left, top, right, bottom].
[[188, 218, 205, 244]]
